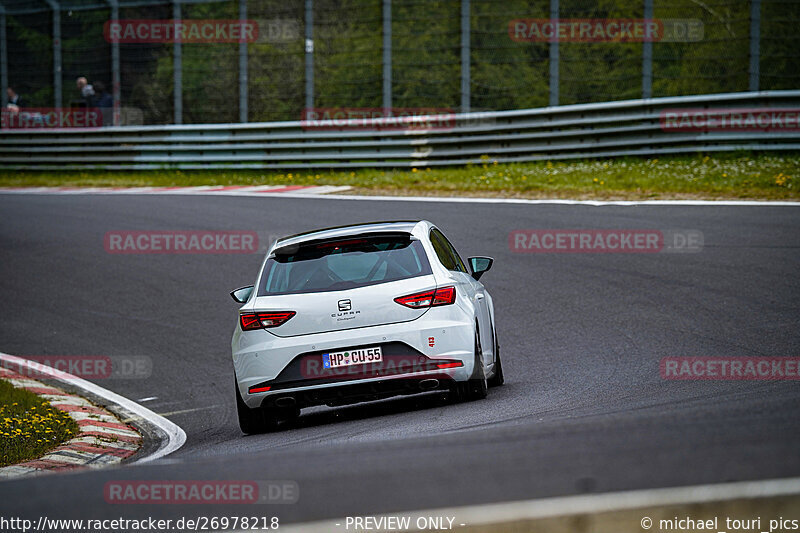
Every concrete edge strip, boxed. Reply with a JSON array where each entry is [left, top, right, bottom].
[[275, 476, 800, 533], [0, 367, 141, 478], [260, 192, 800, 206], [0, 186, 796, 205], [0, 353, 186, 468]]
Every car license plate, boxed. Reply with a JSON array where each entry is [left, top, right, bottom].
[[322, 346, 383, 369]]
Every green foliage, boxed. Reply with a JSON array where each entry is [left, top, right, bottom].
[[3, 0, 798, 123], [0, 380, 80, 467]]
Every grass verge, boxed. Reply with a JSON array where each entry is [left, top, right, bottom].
[[0, 152, 797, 200], [0, 379, 79, 467]]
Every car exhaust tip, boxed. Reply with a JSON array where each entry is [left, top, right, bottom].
[[419, 379, 439, 390], [274, 396, 296, 408]]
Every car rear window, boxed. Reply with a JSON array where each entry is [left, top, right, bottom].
[[257, 235, 432, 295]]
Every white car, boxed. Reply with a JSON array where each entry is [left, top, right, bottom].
[[230, 220, 503, 433]]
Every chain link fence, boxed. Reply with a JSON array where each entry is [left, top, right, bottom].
[[1, 0, 797, 126]]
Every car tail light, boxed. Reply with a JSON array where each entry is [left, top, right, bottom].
[[248, 386, 271, 393], [394, 286, 456, 308], [436, 361, 464, 369], [240, 311, 296, 330]]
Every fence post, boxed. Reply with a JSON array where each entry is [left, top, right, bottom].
[[749, 0, 761, 91], [382, 0, 391, 112], [44, 0, 62, 109], [305, 0, 313, 112], [0, 5, 7, 110], [460, 0, 470, 113], [239, 0, 247, 122], [172, 0, 182, 124], [106, 0, 121, 125], [642, 0, 653, 99], [549, 0, 558, 106]]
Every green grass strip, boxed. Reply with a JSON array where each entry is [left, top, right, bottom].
[[0, 379, 80, 467], [0, 152, 797, 200]]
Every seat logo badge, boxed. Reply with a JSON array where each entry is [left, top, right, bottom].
[[428, 337, 435, 347], [338, 299, 351, 311]]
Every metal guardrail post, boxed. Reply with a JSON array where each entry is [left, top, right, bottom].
[[549, 0, 558, 106], [642, 0, 653, 99], [382, 0, 391, 112], [44, 0, 62, 110], [460, 0, 470, 113], [239, 0, 248, 123], [106, 0, 121, 126], [0, 5, 7, 110], [304, 0, 313, 112], [749, 0, 761, 92], [173, 0, 182, 124]]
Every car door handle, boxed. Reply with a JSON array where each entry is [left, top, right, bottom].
[[476, 294, 485, 300]]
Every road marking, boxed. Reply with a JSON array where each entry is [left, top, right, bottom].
[[0, 186, 796, 205], [275, 193, 800, 206], [0, 352, 186, 463], [138, 396, 158, 402], [157, 405, 221, 417]]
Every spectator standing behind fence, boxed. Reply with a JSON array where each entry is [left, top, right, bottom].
[[76, 77, 95, 107], [6, 87, 21, 111], [93, 81, 113, 126]]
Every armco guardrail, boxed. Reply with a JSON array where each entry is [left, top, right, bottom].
[[1, 91, 799, 170]]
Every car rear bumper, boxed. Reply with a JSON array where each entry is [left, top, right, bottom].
[[233, 316, 475, 408]]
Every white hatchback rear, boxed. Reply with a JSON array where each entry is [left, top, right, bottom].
[[230, 220, 502, 433]]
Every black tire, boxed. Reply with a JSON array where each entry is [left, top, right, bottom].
[[487, 326, 504, 387], [235, 380, 278, 434], [451, 327, 488, 401]]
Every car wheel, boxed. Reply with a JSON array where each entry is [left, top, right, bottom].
[[451, 328, 488, 402], [235, 379, 278, 434], [487, 326, 504, 387]]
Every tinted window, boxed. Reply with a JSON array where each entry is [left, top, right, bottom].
[[430, 228, 467, 272], [258, 235, 431, 295]]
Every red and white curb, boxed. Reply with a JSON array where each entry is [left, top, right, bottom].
[[0, 367, 141, 478], [0, 185, 350, 196], [0, 352, 186, 478]]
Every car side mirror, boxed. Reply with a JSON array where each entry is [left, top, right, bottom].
[[468, 257, 493, 281], [230, 286, 254, 304]]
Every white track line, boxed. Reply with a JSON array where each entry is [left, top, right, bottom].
[[270, 192, 800, 206], [276, 476, 800, 533], [0, 353, 185, 463], [0, 186, 797, 205]]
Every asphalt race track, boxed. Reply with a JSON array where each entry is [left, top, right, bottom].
[[1, 194, 799, 526]]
